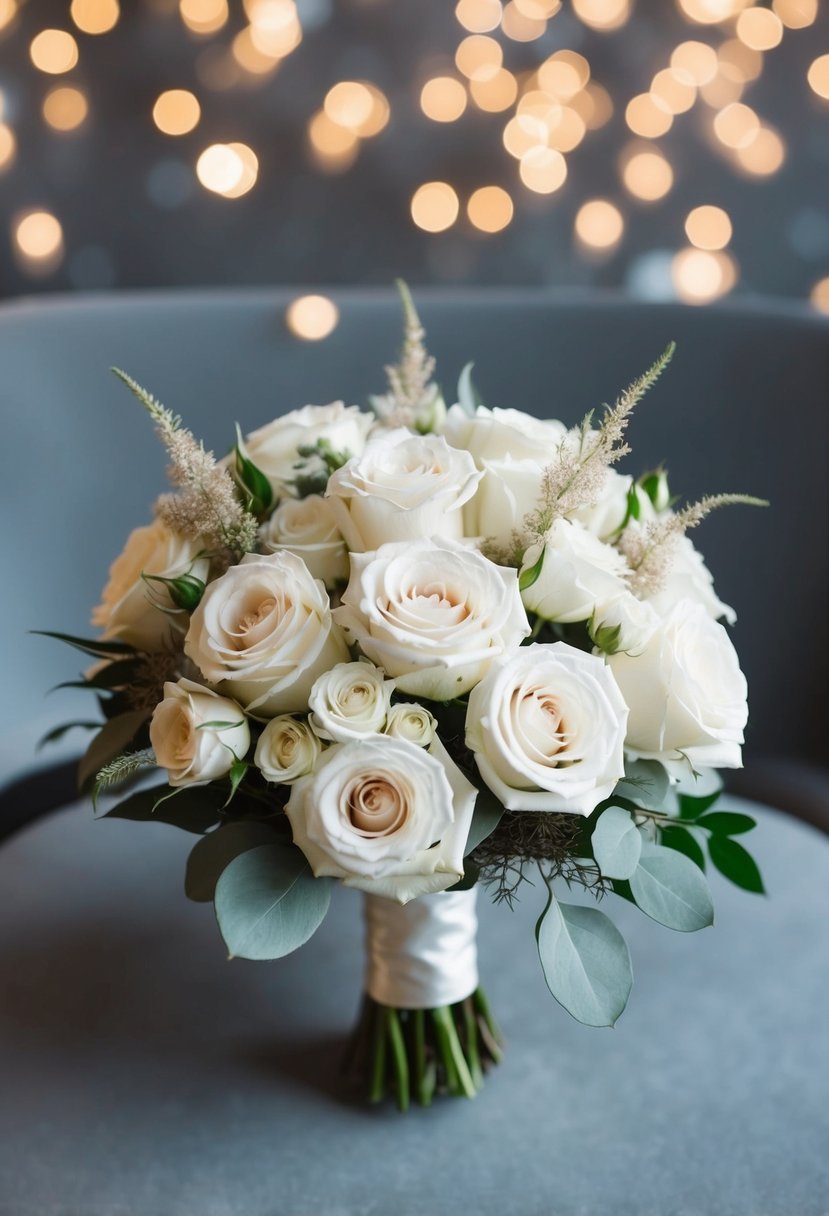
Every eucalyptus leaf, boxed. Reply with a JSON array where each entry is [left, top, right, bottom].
[[591, 806, 642, 880], [613, 759, 670, 812], [536, 892, 633, 1028], [214, 844, 331, 960], [708, 835, 765, 894], [697, 811, 756, 837], [629, 844, 714, 932], [660, 824, 706, 872], [78, 709, 151, 791], [185, 821, 280, 902], [37, 720, 100, 750], [54, 657, 141, 694], [102, 784, 223, 834], [464, 783, 504, 857]]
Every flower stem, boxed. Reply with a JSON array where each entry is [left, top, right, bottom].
[[385, 1008, 410, 1113]]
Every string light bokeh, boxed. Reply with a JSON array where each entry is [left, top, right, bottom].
[[0, 0, 827, 309]]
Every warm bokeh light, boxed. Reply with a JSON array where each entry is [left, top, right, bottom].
[[411, 181, 460, 232], [625, 93, 673, 137], [420, 76, 468, 122], [700, 73, 745, 108], [467, 185, 514, 232], [538, 51, 590, 100], [672, 247, 737, 303], [575, 198, 624, 249], [671, 41, 718, 87], [650, 68, 696, 115], [196, 142, 257, 196], [807, 55, 829, 102], [307, 110, 359, 171], [222, 142, 258, 197], [713, 102, 759, 149], [685, 204, 732, 249], [231, 28, 281, 75], [772, 0, 817, 28], [572, 0, 631, 30], [734, 125, 785, 173], [43, 86, 89, 131], [622, 148, 674, 201], [70, 0, 120, 35], [285, 294, 339, 340], [30, 30, 79, 75], [718, 39, 763, 84], [810, 275, 829, 313], [248, 1, 302, 57], [152, 90, 201, 136], [455, 0, 502, 32], [502, 113, 548, 158], [13, 209, 64, 268], [519, 146, 567, 193], [0, 0, 17, 34], [179, 0, 229, 35], [501, 2, 547, 41], [677, 0, 751, 24], [513, 0, 560, 15], [324, 82, 374, 131], [470, 69, 518, 112], [0, 123, 15, 171], [736, 7, 783, 50], [455, 34, 503, 82], [580, 81, 614, 128], [547, 106, 587, 152]]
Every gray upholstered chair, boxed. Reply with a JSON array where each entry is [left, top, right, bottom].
[[2, 289, 827, 834]]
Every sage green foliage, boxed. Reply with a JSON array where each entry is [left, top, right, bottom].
[[185, 821, 281, 902], [591, 806, 642, 880], [614, 758, 670, 812], [214, 843, 331, 960], [457, 362, 486, 415], [536, 890, 634, 1027], [629, 843, 714, 931]]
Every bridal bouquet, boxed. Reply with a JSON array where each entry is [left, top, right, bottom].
[[42, 286, 765, 1111]]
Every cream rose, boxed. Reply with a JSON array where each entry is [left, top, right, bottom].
[[334, 537, 530, 700], [254, 715, 322, 784], [309, 661, 394, 742], [444, 404, 567, 544], [647, 535, 736, 625], [590, 591, 660, 656], [519, 518, 630, 623], [184, 550, 349, 717], [285, 735, 476, 903], [606, 599, 748, 777], [92, 519, 209, 653], [242, 402, 374, 499], [326, 429, 482, 551], [466, 642, 628, 816], [259, 494, 348, 587], [150, 678, 249, 787], [384, 703, 437, 748]]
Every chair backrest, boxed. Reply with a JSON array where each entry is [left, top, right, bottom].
[[1, 288, 826, 775]]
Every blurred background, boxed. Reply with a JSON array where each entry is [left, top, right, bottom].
[[0, 0, 828, 312]]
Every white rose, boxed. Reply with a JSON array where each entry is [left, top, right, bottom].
[[285, 734, 477, 903], [255, 715, 322, 784], [242, 402, 374, 499], [334, 537, 530, 700], [309, 661, 394, 741], [606, 599, 748, 777], [326, 429, 482, 551], [384, 702, 437, 748], [466, 642, 628, 816], [444, 404, 567, 544], [92, 519, 209, 653], [647, 535, 736, 625], [519, 518, 630, 623], [590, 591, 660, 656], [184, 550, 349, 717], [259, 494, 348, 587], [150, 678, 249, 787]]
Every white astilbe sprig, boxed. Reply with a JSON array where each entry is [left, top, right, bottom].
[[112, 369, 258, 560], [620, 492, 769, 597], [370, 280, 440, 430]]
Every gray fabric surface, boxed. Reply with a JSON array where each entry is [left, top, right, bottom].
[[0, 798, 826, 1216]]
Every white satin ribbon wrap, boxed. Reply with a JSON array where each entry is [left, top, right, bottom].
[[364, 888, 479, 1009]]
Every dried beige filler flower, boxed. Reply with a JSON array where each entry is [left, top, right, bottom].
[[370, 279, 441, 431]]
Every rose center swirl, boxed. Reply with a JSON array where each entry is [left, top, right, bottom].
[[344, 774, 409, 836]]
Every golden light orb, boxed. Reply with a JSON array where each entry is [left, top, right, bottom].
[[685, 204, 732, 249], [0, 1, 18, 34], [621, 148, 674, 201], [807, 55, 829, 101], [501, 2, 547, 40], [196, 143, 249, 195], [625, 93, 673, 137], [43, 86, 88, 131], [307, 110, 359, 172], [713, 102, 759, 148], [0, 123, 16, 170], [411, 182, 460, 232], [467, 185, 514, 232], [736, 6, 783, 50], [734, 125, 785, 173], [14, 210, 64, 269], [514, 0, 560, 15], [30, 30, 79, 75], [231, 27, 281, 74], [470, 68, 518, 112], [671, 41, 718, 86], [672, 247, 737, 304], [718, 38, 763, 84], [772, 0, 817, 28], [538, 51, 590, 99], [573, 0, 630, 30], [579, 81, 614, 128], [519, 146, 567, 194], [286, 295, 339, 341], [455, 34, 503, 82], [324, 82, 374, 132], [575, 199, 624, 249], [152, 89, 201, 136], [70, 0, 119, 34], [455, 0, 502, 33], [179, 0, 229, 34], [650, 68, 696, 114], [809, 276, 829, 313], [676, 0, 750, 24], [502, 113, 548, 158], [420, 76, 467, 122]]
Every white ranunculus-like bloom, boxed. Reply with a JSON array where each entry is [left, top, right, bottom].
[[384, 702, 437, 748], [259, 494, 348, 587], [519, 518, 630, 623], [607, 599, 748, 777], [647, 535, 736, 625], [185, 550, 349, 717], [150, 678, 249, 787], [92, 519, 209, 653], [242, 402, 374, 499], [444, 404, 568, 544], [334, 537, 531, 700], [590, 591, 660, 656], [466, 642, 628, 816], [254, 715, 322, 785], [326, 428, 482, 551], [285, 735, 477, 903], [309, 661, 394, 742]]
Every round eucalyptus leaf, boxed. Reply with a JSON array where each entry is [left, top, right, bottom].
[[536, 895, 633, 1028], [630, 844, 714, 932], [591, 806, 642, 880]]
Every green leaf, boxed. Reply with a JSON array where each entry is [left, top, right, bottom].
[[464, 783, 504, 856], [519, 545, 545, 593], [660, 824, 706, 872], [234, 422, 273, 515], [590, 622, 623, 655], [457, 362, 484, 415], [54, 657, 141, 694], [33, 630, 137, 660], [677, 768, 723, 819], [37, 720, 100, 750], [591, 806, 642, 880], [77, 709, 151, 791], [536, 892, 633, 1028], [679, 791, 722, 819], [214, 844, 331, 960], [446, 861, 480, 892], [614, 759, 670, 812], [707, 835, 765, 894], [185, 821, 280, 902], [224, 759, 248, 807], [629, 844, 714, 932], [102, 784, 223, 834], [696, 811, 757, 837]]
